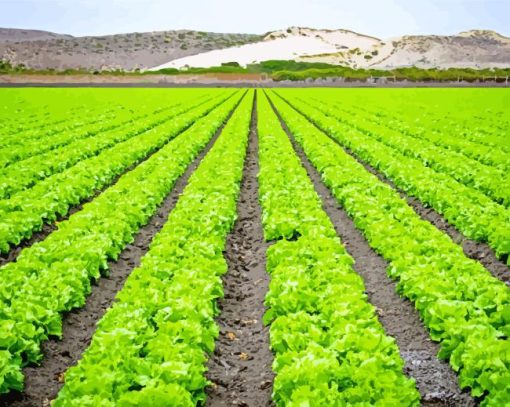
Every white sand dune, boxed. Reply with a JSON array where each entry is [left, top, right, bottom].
[[150, 27, 510, 71], [150, 27, 381, 70], [152, 36, 338, 70]]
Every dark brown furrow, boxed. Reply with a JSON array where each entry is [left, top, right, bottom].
[[206, 91, 274, 407]]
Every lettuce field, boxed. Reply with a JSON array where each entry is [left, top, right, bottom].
[[0, 88, 508, 407]]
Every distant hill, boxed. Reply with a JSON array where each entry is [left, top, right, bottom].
[[0, 28, 261, 71], [1, 27, 509, 71], [0, 28, 72, 42]]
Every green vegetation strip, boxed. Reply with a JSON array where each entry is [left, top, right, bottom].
[[274, 92, 510, 261], [0, 92, 210, 167], [350, 101, 510, 156], [268, 92, 510, 406], [0, 91, 244, 395], [0, 89, 208, 154], [0, 109, 143, 166], [300, 95, 509, 206], [258, 92, 419, 405], [0, 94, 213, 199], [53, 91, 253, 406], [0, 90, 101, 137], [302, 90, 510, 171], [0, 104, 113, 148], [0, 91, 234, 253], [370, 93, 510, 150]]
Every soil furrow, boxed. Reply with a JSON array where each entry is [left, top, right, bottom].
[[336, 142, 508, 284], [0, 93, 238, 269], [206, 92, 274, 407], [266, 93, 475, 406], [0, 93, 245, 407], [272, 92, 509, 285]]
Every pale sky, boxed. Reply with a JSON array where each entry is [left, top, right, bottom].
[[1, 0, 508, 38]]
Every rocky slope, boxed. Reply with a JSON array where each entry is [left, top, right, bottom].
[[0, 28, 261, 70], [368, 30, 510, 69]]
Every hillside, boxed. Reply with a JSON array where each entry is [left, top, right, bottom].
[[1, 27, 509, 71], [369, 30, 510, 69], [0, 28, 261, 70]]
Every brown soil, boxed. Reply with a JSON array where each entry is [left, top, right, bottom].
[[206, 93, 274, 406], [266, 93, 476, 406], [0, 95, 244, 407]]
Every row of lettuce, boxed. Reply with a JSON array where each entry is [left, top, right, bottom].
[[296, 89, 509, 170], [53, 91, 254, 406], [346, 90, 510, 151], [335, 101, 510, 172], [257, 92, 420, 405], [303, 95, 509, 206], [0, 94, 212, 199], [0, 91, 245, 394], [0, 100, 112, 147], [0, 89, 204, 140], [1, 106, 120, 165], [268, 90, 510, 406], [0, 91, 236, 253], [275, 91, 510, 261]]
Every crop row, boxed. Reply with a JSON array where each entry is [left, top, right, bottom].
[[275, 91, 510, 260], [257, 92, 420, 405], [0, 107, 123, 163], [0, 104, 106, 148], [0, 98, 195, 168], [303, 95, 509, 206], [0, 89, 188, 143], [0, 90, 211, 163], [53, 91, 254, 406], [339, 89, 510, 150], [346, 102, 510, 172], [398, 100, 510, 150], [0, 94, 213, 199], [0, 91, 235, 253], [0, 91, 244, 394], [269, 92, 510, 406], [0, 90, 95, 134]]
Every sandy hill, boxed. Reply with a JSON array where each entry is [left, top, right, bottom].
[[1, 27, 509, 71], [152, 27, 384, 70]]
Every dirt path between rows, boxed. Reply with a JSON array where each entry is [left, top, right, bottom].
[[329, 143, 509, 286], [266, 93, 475, 406], [0, 94, 246, 407], [206, 92, 274, 407], [0, 95, 235, 269]]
